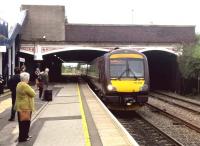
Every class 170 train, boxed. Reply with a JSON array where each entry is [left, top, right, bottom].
[[84, 48, 149, 110]]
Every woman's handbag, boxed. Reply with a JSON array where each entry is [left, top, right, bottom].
[[19, 111, 31, 121]]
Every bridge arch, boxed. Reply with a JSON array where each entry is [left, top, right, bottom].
[[139, 47, 179, 56], [142, 49, 179, 91], [42, 46, 109, 55]]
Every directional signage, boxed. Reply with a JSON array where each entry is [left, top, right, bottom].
[[19, 57, 25, 62], [0, 46, 6, 52]]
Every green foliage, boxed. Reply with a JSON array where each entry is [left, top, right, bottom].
[[0, 34, 6, 40], [178, 35, 200, 78]]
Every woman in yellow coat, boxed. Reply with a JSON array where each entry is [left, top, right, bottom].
[[15, 72, 36, 142]]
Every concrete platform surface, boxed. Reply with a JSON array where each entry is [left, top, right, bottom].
[[0, 83, 139, 146]]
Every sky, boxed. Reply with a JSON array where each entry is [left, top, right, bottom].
[[0, 0, 200, 33]]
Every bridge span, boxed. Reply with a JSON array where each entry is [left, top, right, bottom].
[[20, 44, 180, 56]]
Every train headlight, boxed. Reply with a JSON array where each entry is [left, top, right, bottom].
[[107, 84, 115, 91], [140, 84, 148, 91]]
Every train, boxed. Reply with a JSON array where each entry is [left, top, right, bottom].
[[84, 48, 149, 110]]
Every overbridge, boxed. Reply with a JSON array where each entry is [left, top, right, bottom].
[[20, 44, 180, 56]]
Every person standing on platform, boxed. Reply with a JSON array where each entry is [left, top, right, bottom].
[[0, 74, 4, 95], [43, 68, 49, 90], [38, 68, 49, 100], [7, 67, 21, 121], [38, 71, 44, 99], [15, 72, 36, 142], [21, 65, 26, 72], [34, 68, 40, 89]]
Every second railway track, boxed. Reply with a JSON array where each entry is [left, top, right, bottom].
[[150, 91, 200, 114], [149, 91, 200, 133]]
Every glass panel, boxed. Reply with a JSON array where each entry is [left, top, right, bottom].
[[110, 59, 126, 78], [110, 59, 144, 78], [128, 59, 144, 77]]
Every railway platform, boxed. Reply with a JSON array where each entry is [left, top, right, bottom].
[[0, 82, 138, 146]]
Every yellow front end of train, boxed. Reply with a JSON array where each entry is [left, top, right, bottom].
[[87, 48, 149, 111], [110, 79, 145, 92], [105, 52, 149, 110], [109, 53, 146, 93]]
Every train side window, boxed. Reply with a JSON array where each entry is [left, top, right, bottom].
[[98, 61, 102, 82]]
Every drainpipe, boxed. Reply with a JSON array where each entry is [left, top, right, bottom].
[[198, 73, 200, 94]]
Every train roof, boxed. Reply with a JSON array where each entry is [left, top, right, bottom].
[[90, 48, 147, 63], [109, 48, 142, 54]]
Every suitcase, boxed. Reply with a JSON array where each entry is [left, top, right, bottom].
[[43, 89, 52, 101]]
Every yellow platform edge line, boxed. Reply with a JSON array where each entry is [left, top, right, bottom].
[[77, 84, 91, 146]]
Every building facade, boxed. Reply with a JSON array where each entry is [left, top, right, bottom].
[[0, 18, 8, 80]]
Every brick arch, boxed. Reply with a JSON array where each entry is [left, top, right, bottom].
[[139, 47, 179, 56], [42, 46, 109, 55]]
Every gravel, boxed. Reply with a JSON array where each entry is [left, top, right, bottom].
[[137, 106, 200, 146]]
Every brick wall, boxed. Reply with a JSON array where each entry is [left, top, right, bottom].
[[21, 5, 65, 41]]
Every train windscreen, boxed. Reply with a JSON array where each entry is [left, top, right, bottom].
[[110, 59, 144, 78]]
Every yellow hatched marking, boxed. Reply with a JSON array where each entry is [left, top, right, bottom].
[[110, 54, 143, 59], [0, 98, 11, 113], [77, 84, 91, 146]]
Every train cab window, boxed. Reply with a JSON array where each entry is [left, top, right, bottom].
[[128, 59, 144, 78], [110, 59, 144, 78], [110, 59, 126, 78]]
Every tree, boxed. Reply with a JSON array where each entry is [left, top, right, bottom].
[[0, 34, 8, 45], [178, 35, 200, 94], [0, 34, 6, 40], [178, 35, 200, 78]]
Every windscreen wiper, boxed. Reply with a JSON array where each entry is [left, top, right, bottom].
[[128, 68, 138, 79], [117, 69, 127, 80]]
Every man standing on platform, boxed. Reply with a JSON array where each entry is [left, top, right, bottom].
[[43, 68, 49, 90], [0, 74, 4, 95], [38, 68, 49, 99], [8, 67, 21, 121], [34, 67, 40, 89], [41, 68, 49, 100]]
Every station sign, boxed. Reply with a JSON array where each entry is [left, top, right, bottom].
[[19, 57, 25, 62], [0, 46, 6, 52]]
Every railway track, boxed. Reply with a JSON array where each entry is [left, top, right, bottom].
[[153, 91, 200, 106], [114, 111, 183, 146], [137, 104, 200, 145], [113, 91, 200, 145], [147, 103, 200, 133], [150, 91, 200, 114], [149, 91, 200, 133]]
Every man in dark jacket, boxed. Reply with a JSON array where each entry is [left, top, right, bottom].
[[8, 67, 21, 121], [0, 75, 4, 94]]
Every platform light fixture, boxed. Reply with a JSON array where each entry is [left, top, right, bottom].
[[54, 55, 64, 62], [33, 35, 46, 61], [34, 45, 43, 61]]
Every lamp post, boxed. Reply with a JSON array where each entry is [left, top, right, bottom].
[[131, 9, 134, 24], [198, 73, 200, 94]]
